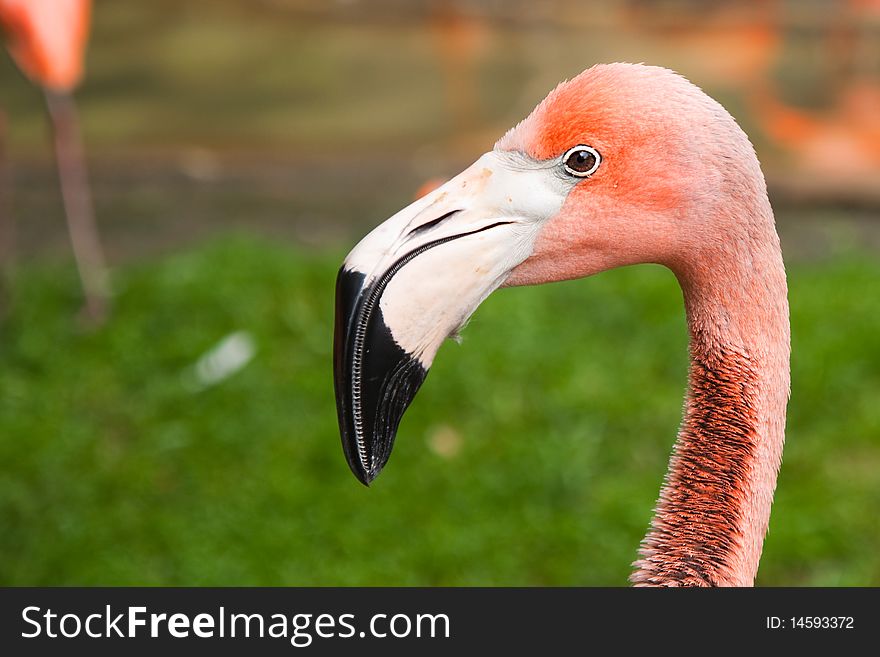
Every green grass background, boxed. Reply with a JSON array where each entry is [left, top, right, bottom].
[[1, 239, 877, 586], [1, 0, 878, 589]]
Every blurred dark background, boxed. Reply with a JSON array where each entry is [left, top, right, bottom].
[[0, 0, 878, 585], [3, 0, 880, 260]]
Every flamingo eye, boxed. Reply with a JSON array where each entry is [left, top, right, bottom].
[[562, 145, 601, 177]]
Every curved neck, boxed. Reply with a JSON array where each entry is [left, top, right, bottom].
[[631, 227, 790, 586]]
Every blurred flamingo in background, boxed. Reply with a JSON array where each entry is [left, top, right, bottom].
[[626, 0, 880, 200], [0, 0, 108, 320]]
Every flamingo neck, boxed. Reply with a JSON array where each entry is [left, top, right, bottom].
[[631, 228, 790, 586]]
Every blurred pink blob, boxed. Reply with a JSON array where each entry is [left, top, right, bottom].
[[413, 177, 446, 201], [0, 0, 90, 91], [0, 0, 106, 321]]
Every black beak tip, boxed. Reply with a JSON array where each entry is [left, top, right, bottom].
[[334, 266, 430, 488], [361, 469, 380, 487], [341, 435, 391, 487], [347, 460, 377, 487]]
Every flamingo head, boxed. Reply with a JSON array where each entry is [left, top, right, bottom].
[[334, 63, 766, 484]]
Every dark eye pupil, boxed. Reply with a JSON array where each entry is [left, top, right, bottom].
[[567, 149, 596, 172]]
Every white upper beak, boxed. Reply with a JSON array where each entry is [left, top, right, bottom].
[[343, 150, 569, 367], [334, 149, 571, 484]]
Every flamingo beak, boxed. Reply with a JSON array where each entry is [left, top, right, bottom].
[[333, 151, 569, 484]]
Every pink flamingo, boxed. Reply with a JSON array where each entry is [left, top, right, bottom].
[[334, 63, 790, 586], [0, 0, 107, 320]]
